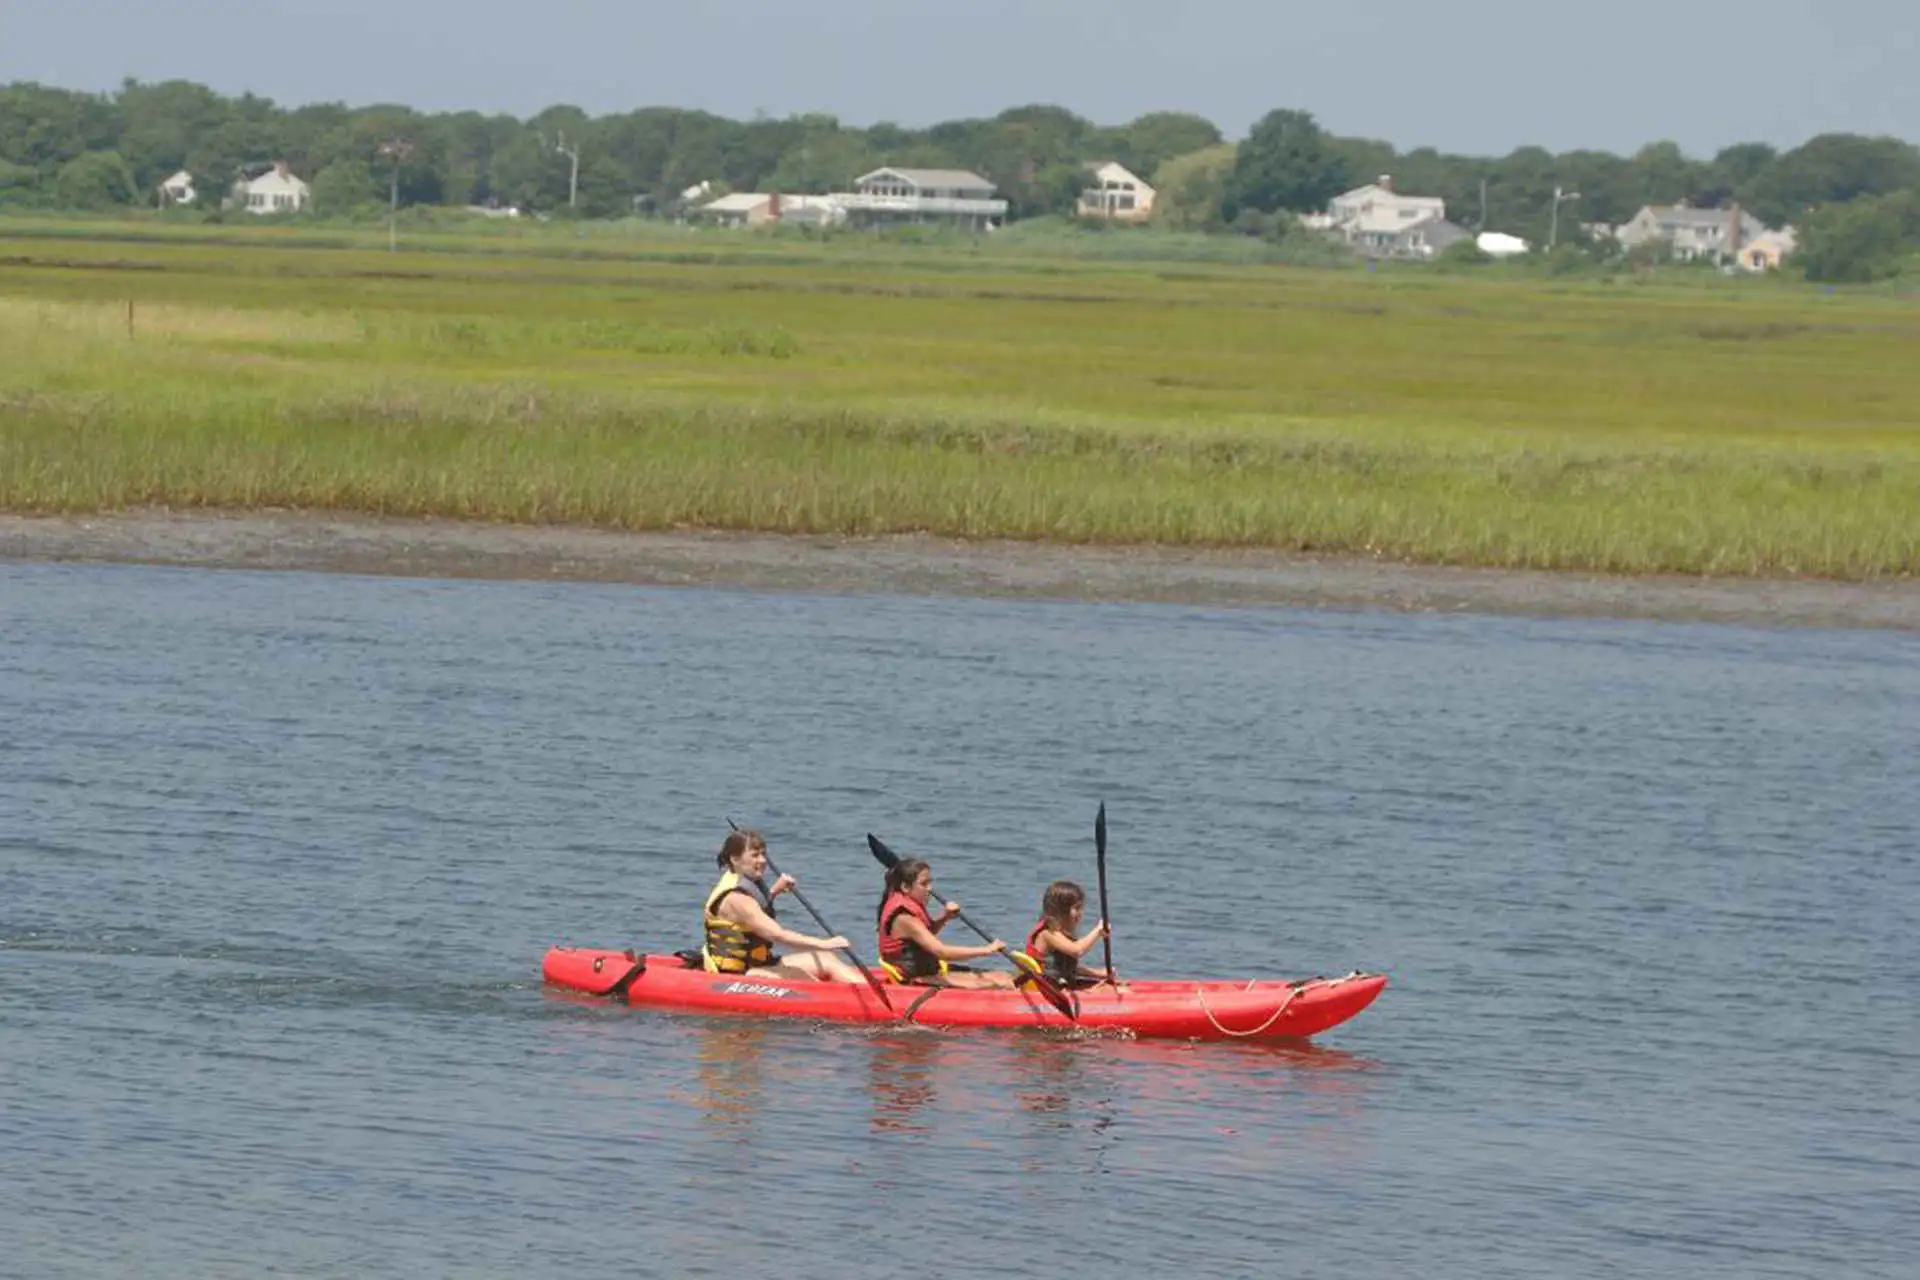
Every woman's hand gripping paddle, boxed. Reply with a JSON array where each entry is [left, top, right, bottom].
[[728, 819, 894, 1014], [865, 833, 1078, 1021]]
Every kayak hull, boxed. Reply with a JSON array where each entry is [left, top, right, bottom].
[[542, 947, 1386, 1041]]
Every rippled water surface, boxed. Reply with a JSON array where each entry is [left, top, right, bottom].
[[4, 563, 1918, 1278]]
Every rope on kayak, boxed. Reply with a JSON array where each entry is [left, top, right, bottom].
[[1195, 982, 1299, 1038]]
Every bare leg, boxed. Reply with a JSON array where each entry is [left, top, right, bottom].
[[755, 948, 865, 984], [941, 969, 1019, 990]]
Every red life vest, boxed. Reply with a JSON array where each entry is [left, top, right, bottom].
[[1025, 919, 1080, 986], [877, 890, 942, 981]]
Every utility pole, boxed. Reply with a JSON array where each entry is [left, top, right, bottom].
[[1548, 185, 1581, 251], [378, 138, 413, 252], [554, 131, 580, 211], [1478, 177, 1488, 230]]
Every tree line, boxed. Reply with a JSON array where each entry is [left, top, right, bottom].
[[3, 80, 1918, 278]]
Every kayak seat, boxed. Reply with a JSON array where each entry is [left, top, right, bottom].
[[674, 949, 704, 969]]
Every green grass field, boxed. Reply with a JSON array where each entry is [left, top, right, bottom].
[[3, 215, 1916, 576]]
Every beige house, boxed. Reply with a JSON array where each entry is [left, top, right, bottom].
[[1078, 161, 1155, 223], [1615, 204, 1766, 262], [688, 191, 850, 229], [691, 192, 780, 227], [1739, 227, 1798, 272]]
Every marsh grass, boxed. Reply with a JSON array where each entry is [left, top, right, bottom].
[[3, 221, 1916, 576]]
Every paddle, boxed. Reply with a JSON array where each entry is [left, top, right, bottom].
[[865, 833, 1078, 1020], [728, 820, 894, 1014], [1095, 802, 1117, 987]]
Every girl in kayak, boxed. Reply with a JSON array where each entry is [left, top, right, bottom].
[[1025, 880, 1113, 988], [876, 857, 1018, 988], [703, 829, 866, 983]]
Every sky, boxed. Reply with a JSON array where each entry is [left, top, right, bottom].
[[3, 0, 1915, 156]]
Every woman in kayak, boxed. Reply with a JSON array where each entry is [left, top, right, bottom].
[[876, 857, 1018, 988], [703, 829, 866, 983], [1025, 880, 1113, 988]]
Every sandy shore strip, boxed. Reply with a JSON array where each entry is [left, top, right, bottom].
[[4, 510, 1917, 630]]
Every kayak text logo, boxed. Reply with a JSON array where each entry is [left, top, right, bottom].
[[713, 981, 808, 999]]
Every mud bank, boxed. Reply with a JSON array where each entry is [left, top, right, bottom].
[[4, 510, 1917, 630]]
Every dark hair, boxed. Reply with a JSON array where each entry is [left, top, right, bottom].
[[717, 828, 766, 870], [1041, 880, 1085, 929], [877, 857, 931, 924]]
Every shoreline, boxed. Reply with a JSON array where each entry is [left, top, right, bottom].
[[4, 509, 1918, 630]]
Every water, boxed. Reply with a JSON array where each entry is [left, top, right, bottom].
[[3, 562, 1917, 1279]]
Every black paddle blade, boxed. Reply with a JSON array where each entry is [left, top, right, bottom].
[[1094, 802, 1116, 985], [866, 833, 901, 869], [1022, 970, 1078, 1020]]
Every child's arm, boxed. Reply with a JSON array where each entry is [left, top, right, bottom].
[[1059, 920, 1108, 958]]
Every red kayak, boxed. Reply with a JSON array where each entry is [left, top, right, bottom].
[[543, 947, 1386, 1041]]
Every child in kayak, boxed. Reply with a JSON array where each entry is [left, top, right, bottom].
[[1025, 880, 1113, 988], [876, 857, 1018, 988]]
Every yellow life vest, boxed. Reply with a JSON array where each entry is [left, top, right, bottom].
[[702, 871, 776, 974]]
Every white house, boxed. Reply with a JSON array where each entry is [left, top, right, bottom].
[[1615, 204, 1767, 262], [158, 169, 195, 206], [1327, 176, 1446, 231], [1078, 161, 1155, 223], [773, 194, 848, 227], [235, 161, 309, 215], [1342, 210, 1468, 259], [1316, 175, 1457, 258], [838, 168, 1007, 229]]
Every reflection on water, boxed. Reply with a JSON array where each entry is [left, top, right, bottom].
[[867, 1031, 946, 1134], [690, 1020, 770, 1141]]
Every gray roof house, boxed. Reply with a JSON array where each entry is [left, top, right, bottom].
[[1615, 204, 1768, 261], [1343, 207, 1469, 259], [1310, 175, 1461, 258], [837, 168, 1009, 229]]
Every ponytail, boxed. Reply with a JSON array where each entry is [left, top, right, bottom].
[[877, 857, 930, 924]]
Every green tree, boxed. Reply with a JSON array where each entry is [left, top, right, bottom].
[[766, 123, 877, 193], [308, 160, 380, 214], [1223, 108, 1349, 217], [1695, 141, 1777, 207], [1152, 143, 1236, 229], [0, 156, 40, 206], [114, 79, 233, 191], [1629, 140, 1703, 205], [52, 149, 137, 209], [1797, 190, 1920, 283], [1556, 150, 1638, 226], [1115, 111, 1222, 178], [1747, 134, 1920, 228], [1326, 134, 1396, 191]]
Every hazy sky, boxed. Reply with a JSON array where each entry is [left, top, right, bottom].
[[4, 0, 1914, 155]]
